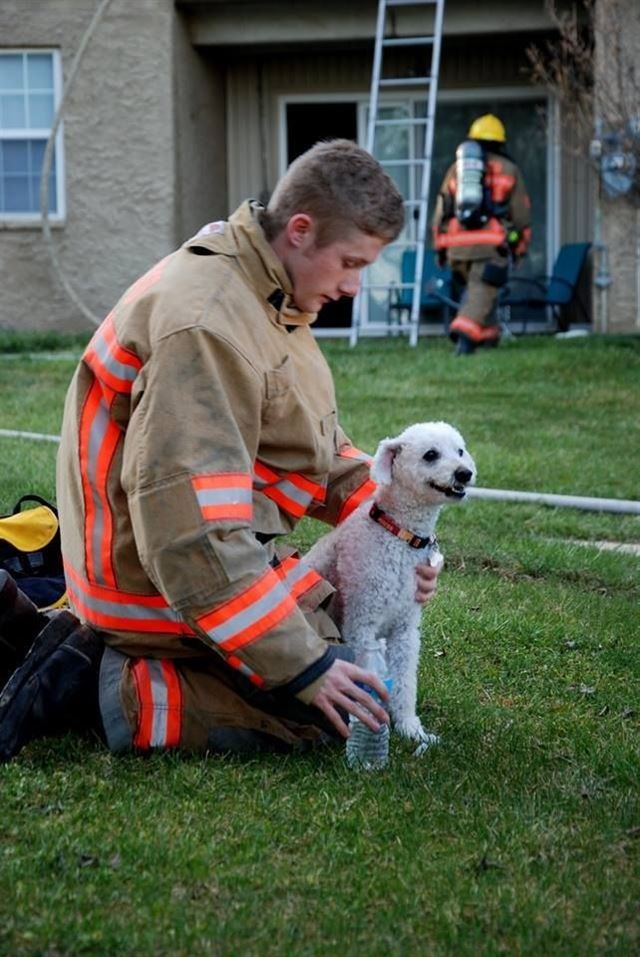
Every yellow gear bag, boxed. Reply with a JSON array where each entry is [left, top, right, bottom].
[[0, 495, 67, 611]]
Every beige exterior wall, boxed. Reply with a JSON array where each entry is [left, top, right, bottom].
[[0, 0, 226, 333], [0, 0, 602, 332]]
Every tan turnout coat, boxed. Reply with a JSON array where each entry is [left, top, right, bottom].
[[57, 202, 374, 706]]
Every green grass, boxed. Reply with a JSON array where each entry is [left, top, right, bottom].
[[0, 334, 639, 956]]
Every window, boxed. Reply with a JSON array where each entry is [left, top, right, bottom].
[[0, 50, 63, 219]]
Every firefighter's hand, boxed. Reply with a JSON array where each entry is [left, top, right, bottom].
[[415, 553, 443, 603], [310, 659, 389, 739]]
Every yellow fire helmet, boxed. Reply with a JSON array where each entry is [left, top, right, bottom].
[[467, 114, 507, 143]]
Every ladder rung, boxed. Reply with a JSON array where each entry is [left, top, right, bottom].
[[380, 157, 431, 166], [384, 240, 425, 248], [375, 116, 432, 127], [380, 77, 433, 87], [386, 0, 439, 6], [382, 36, 435, 47]]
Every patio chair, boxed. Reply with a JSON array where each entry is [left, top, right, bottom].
[[498, 242, 592, 333], [388, 249, 455, 334]]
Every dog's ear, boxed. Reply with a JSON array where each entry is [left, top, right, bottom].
[[371, 438, 402, 486]]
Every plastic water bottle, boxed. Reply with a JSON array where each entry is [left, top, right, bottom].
[[346, 638, 392, 770]]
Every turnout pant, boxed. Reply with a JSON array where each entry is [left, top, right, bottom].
[[98, 606, 346, 755], [449, 253, 508, 344]]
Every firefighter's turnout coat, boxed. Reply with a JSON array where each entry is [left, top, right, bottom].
[[57, 202, 375, 738], [432, 148, 531, 261]]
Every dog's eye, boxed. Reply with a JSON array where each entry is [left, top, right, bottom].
[[458, 449, 464, 457], [423, 449, 440, 462]]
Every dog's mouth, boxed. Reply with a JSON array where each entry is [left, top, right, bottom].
[[429, 480, 468, 500]]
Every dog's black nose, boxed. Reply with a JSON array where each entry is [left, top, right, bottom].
[[454, 467, 473, 485]]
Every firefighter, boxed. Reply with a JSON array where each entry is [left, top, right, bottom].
[[433, 114, 531, 355], [0, 140, 443, 762]]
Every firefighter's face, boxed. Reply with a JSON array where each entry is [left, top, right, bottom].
[[282, 215, 386, 314]]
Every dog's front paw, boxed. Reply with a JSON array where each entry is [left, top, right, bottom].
[[395, 717, 440, 756]]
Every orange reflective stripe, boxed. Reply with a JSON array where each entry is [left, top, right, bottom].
[[79, 381, 120, 587], [192, 472, 253, 523], [226, 654, 265, 688], [436, 217, 506, 248], [254, 461, 326, 517], [161, 660, 183, 747], [83, 312, 142, 395], [450, 315, 500, 343], [123, 254, 171, 306], [64, 560, 195, 636], [338, 445, 373, 464], [196, 567, 296, 654], [338, 478, 377, 523], [132, 659, 183, 750], [273, 554, 323, 599], [132, 660, 153, 749], [485, 160, 515, 203]]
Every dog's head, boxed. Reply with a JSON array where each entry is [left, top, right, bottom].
[[371, 421, 476, 505]]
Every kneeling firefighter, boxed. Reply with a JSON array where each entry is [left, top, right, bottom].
[[432, 114, 531, 354]]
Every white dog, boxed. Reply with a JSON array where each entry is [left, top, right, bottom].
[[304, 422, 476, 751]]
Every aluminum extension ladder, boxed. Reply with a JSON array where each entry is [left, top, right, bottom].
[[350, 0, 446, 347]]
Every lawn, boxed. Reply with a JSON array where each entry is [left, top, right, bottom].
[[0, 333, 638, 957]]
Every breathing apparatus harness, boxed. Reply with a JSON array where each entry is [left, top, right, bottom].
[[451, 139, 512, 232]]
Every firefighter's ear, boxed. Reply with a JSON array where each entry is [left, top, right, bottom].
[[286, 213, 315, 249], [371, 439, 402, 486]]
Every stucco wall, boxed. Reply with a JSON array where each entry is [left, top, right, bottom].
[[0, 0, 177, 332]]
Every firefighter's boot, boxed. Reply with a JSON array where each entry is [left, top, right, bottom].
[[0, 610, 103, 763], [0, 570, 48, 688], [455, 333, 476, 356]]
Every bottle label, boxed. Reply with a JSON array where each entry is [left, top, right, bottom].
[[355, 678, 393, 702]]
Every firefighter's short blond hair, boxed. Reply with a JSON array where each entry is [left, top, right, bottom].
[[262, 139, 405, 247]]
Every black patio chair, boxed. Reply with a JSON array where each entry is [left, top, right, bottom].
[[498, 242, 592, 333]]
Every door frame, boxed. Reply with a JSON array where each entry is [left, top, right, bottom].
[[278, 87, 558, 337]]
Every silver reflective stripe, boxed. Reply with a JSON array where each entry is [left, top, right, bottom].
[[99, 647, 133, 753], [254, 473, 313, 510], [72, 581, 184, 625], [203, 578, 291, 646], [87, 398, 111, 584], [148, 660, 169, 747], [273, 478, 313, 509], [232, 659, 259, 681], [196, 487, 253, 506], [93, 328, 138, 382], [279, 561, 307, 587]]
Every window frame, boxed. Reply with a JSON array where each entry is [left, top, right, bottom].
[[0, 48, 66, 224]]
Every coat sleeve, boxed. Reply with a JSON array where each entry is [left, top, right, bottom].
[[306, 423, 376, 527], [121, 326, 335, 703]]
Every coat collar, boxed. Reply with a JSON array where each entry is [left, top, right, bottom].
[[231, 202, 318, 329], [185, 201, 318, 329]]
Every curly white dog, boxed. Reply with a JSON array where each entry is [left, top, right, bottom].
[[304, 421, 476, 751]]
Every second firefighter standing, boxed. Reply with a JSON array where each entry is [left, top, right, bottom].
[[432, 113, 531, 354]]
